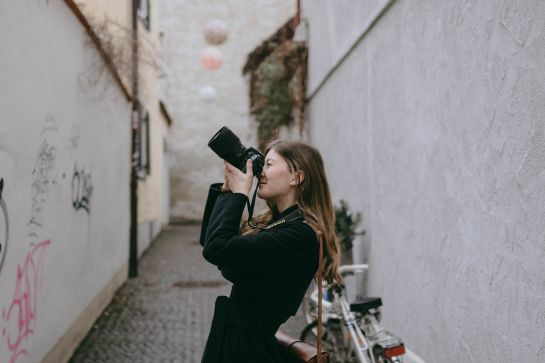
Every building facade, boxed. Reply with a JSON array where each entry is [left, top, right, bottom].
[[158, 0, 296, 223]]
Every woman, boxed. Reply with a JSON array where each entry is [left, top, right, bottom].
[[200, 139, 342, 363]]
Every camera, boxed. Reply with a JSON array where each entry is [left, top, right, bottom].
[[208, 126, 264, 176]]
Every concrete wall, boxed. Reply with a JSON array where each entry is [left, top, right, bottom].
[[158, 0, 296, 222], [302, 0, 545, 362], [0, 2, 130, 362]]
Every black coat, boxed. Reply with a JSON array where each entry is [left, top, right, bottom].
[[200, 183, 319, 363]]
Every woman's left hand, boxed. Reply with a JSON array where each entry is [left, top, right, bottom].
[[223, 159, 253, 196]]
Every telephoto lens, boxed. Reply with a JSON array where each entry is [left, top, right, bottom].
[[208, 126, 264, 176]]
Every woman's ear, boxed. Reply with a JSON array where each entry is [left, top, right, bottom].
[[290, 170, 305, 186]]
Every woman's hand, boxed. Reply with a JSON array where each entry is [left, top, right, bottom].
[[221, 171, 231, 192], [223, 159, 253, 196]]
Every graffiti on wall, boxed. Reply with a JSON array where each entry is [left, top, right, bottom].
[[71, 164, 93, 213], [1, 116, 98, 360], [68, 123, 81, 151], [29, 138, 58, 226], [1, 117, 58, 361], [1, 240, 52, 363], [0, 178, 9, 274]]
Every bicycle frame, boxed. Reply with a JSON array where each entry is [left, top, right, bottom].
[[333, 288, 374, 363], [307, 264, 369, 316], [303, 264, 405, 363]]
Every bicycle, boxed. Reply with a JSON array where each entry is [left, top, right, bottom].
[[300, 264, 406, 363]]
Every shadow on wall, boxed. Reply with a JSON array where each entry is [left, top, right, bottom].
[[0, 178, 8, 274]]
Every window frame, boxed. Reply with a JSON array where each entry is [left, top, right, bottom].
[[137, 0, 151, 31], [136, 104, 151, 178]]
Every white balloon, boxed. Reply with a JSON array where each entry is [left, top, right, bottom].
[[203, 19, 228, 45], [198, 86, 218, 103]]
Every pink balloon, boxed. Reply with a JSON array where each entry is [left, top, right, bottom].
[[201, 47, 223, 70]]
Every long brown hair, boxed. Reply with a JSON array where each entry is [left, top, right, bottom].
[[240, 140, 343, 286]]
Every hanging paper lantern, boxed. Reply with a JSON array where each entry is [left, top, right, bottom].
[[203, 19, 228, 45], [200, 47, 223, 70], [198, 86, 218, 103]]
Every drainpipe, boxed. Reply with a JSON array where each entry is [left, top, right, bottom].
[[129, 0, 139, 278]]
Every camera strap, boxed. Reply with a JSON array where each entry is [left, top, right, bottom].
[[247, 185, 304, 230], [246, 183, 260, 224], [263, 209, 303, 230]]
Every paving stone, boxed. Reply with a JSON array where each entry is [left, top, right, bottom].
[[70, 225, 308, 363]]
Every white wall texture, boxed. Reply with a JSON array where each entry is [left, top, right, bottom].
[[158, 0, 296, 222], [0, 2, 130, 362], [302, 0, 545, 362]]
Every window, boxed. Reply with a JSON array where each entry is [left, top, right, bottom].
[[137, 106, 151, 178], [137, 0, 151, 31]]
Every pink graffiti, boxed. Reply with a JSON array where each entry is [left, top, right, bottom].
[[2, 240, 51, 363]]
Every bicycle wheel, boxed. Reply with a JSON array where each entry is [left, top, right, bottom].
[[300, 319, 354, 363], [302, 279, 317, 325]]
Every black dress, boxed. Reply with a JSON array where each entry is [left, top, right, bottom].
[[199, 183, 320, 363]]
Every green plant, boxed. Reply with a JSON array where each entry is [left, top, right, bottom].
[[245, 30, 307, 150], [251, 53, 294, 148], [335, 199, 365, 252]]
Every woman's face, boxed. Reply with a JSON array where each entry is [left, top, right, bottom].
[[257, 149, 297, 200]]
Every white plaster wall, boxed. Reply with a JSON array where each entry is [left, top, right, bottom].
[[302, 0, 382, 95], [0, 2, 130, 362], [158, 0, 296, 222], [303, 0, 545, 362]]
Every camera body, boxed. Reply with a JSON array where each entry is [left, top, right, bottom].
[[208, 126, 264, 176]]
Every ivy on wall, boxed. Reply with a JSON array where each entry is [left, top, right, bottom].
[[243, 18, 308, 151]]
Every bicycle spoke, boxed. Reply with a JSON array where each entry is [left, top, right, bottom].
[[300, 321, 354, 363]]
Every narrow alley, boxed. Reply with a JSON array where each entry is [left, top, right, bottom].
[[69, 224, 306, 362]]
